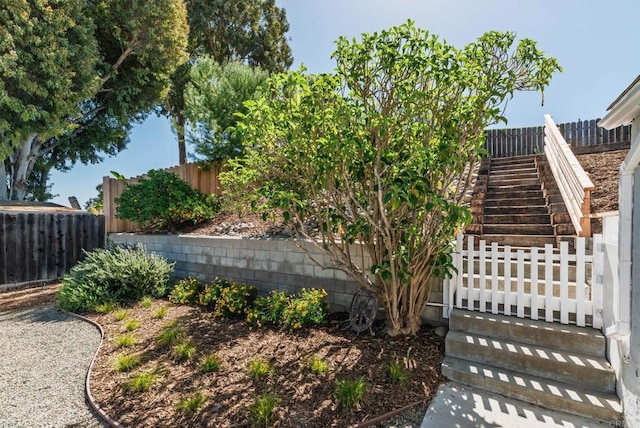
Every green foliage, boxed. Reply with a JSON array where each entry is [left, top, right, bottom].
[[387, 360, 410, 383], [250, 393, 280, 428], [185, 59, 269, 162], [113, 309, 128, 321], [173, 340, 197, 361], [156, 322, 187, 348], [94, 302, 117, 314], [213, 281, 257, 319], [197, 282, 224, 308], [84, 183, 104, 214], [57, 245, 174, 313], [282, 289, 328, 331], [116, 333, 136, 348], [139, 296, 153, 309], [304, 355, 329, 375], [176, 392, 206, 415], [154, 306, 169, 319], [201, 354, 222, 373], [334, 378, 367, 413], [115, 170, 219, 232], [247, 358, 274, 380], [1, 0, 188, 200], [125, 371, 157, 393], [113, 353, 141, 372], [124, 319, 140, 332], [223, 21, 560, 335], [170, 277, 205, 305], [246, 291, 289, 328]]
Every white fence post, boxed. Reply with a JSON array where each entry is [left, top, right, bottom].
[[592, 234, 604, 329]]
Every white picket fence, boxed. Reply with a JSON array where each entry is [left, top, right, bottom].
[[443, 233, 604, 328]]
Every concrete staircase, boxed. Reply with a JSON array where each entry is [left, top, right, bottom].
[[468, 154, 572, 248], [442, 309, 623, 422]]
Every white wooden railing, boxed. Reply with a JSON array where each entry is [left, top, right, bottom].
[[443, 234, 604, 328], [544, 114, 595, 236]]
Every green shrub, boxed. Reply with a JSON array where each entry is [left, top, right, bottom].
[[113, 353, 141, 372], [58, 245, 174, 313], [282, 288, 328, 330], [113, 308, 128, 321], [157, 322, 187, 348], [251, 393, 279, 427], [197, 282, 224, 308], [214, 280, 257, 318], [124, 319, 141, 332], [246, 290, 288, 328], [125, 371, 156, 393], [94, 302, 117, 314], [169, 277, 204, 305], [247, 358, 274, 380], [115, 169, 219, 232], [201, 353, 222, 373], [176, 392, 206, 415], [334, 377, 367, 413]]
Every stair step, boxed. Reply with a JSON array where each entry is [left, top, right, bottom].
[[449, 310, 604, 356], [483, 214, 550, 224], [480, 234, 557, 247], [487, 183, 542, 193], [446, 330, 615, 392], [441, 356, 622, 422], [483, 224, 554, 235], [484, 197, 547, 207], [488, 177, 541, 187], [490, 155, 537, 165], [484, 206, 548, 215], [490, 172, 539, 181], [489, 166, 538, 175], [485, 190, 545, 199]]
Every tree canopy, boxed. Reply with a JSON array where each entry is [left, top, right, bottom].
[[184, 58, 268, 162], [223, 22, 561, 336], [0, 0, 189, 201]]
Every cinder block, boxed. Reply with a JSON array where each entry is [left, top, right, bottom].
[[269, 251, 286, 262], [314, 266, 335, 279]]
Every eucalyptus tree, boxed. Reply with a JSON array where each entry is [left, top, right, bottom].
[[223, 22, 561, 336]]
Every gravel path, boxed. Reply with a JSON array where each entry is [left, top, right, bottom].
[[0, 304, 106, 428]]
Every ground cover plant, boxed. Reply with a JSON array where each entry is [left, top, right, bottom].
[[86, 297, 445, 427]]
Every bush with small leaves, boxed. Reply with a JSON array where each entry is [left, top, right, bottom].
[[214, 280, 257, 319], [169, 277, 204, 305], [282, 288, 328, 330], [58, 244, 174, 313], [116, 169, 219, 232]]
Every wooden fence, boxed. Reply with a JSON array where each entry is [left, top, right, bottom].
[[443, 234, 603, 328], [0, 210, 105, 287], [103, 163, 221, 233], [484, 118, 631, 158]]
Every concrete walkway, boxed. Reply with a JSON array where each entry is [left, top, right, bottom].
[[421, 383, 613, 428], [0, 303, 105, 428]]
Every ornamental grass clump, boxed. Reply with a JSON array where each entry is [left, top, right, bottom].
[[176, 392, 206, 415], [250, 393, 280, 427], [334, 377, 367, 413]]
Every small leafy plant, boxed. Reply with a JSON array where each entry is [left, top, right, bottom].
[[201, 354, 222, 373], [125, 371, 157, 393], [334, 377, 367, 413], [94, 302, 117, 314], [176, 392, 206, 415], [116, 333, 136, 348], [154, 306, 168, 319], [387, 360, 410, 383], [124, 319, 140, 332], [174, 340, 197, 361], [247, 358, 274, 380], [114, 308, 128, 321], [113, 353, 141, 372], [169, 277, 204, 305], [246, 290, 288, 328], [157, 321, 186, 347], [282, 288, 328, 330], [251, 393, 279, 427], [304, 355, 329, 375], [139, 296, 154, 308], [214, 280, 258, 318]]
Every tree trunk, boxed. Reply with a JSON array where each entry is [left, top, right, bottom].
[[175, 112, 187, 165], [0, 160, 7, 201], [8, 134, 41, 200]]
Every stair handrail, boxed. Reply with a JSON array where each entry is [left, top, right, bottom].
[[543, 114, 595, 236]]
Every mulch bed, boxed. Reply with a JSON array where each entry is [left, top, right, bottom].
[[86, 300, 445, 427]]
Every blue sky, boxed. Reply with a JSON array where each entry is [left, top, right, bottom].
[[51, 0, 640, 206]]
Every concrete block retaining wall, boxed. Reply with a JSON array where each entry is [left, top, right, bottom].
[[109, 233, 445, 325]]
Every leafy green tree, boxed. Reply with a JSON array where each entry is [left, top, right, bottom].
[[0, 0, 189, 201], [168, 0, 293, 164], [184, 59, 268, 162], [223, 22, 560, 336]]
